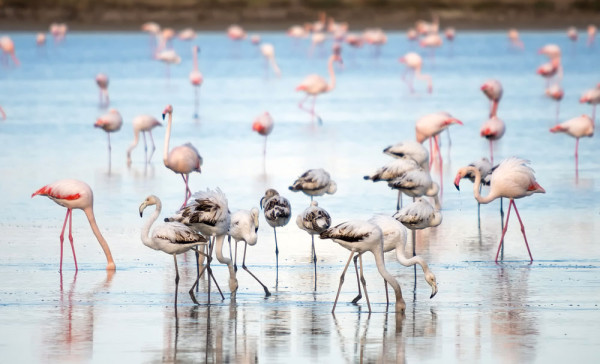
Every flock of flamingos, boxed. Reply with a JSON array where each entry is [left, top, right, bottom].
[[2, 15, 599, 315]]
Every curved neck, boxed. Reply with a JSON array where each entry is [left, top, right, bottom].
[[395, 238, 429, 274], [83, 207, 115, 270], [213, 234, 238, 292], [141, 201, 161, 250], [490, 100, 499, 117], [163, 112, 172, 164], [127, 129, 140, 159], [326, 56, 336, 91], [372, 244, 404, 310], [466, 166, 496, 204]]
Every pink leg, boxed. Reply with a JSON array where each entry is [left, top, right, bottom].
[[511, 202, 534, 262], [435, 135, 443, 194], [489, 140, 494, 165], [495, 200, 513, 262], [0, 106, 6, 119], [181, 174, 190, 208], [59, 209, 71, 272], [428, 138, 433, 169], [67, 208, 78, 271], [575, 138, 579, 179]]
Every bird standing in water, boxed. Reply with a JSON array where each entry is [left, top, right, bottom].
[[296, 201, 332, 290], [260, 189, 292, 286]]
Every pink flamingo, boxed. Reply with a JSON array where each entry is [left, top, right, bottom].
[[538, 44, 562, 87], [36, 33, 46, 46], [480, 116, 506, 165], [162, 104, 203, 208], [126, 114, 162, 165], [416, 112, 463, 175], [259, 43, 281, 78], [507, 28, 524, 50], [587, 25, 597, 47], [32, 179, 116, 272], [252, 111, 274, 165], [227, 25, 247, 40], [0, 36, 20, 66], [545, 84, 564, 122], [454, 157, 546, 263], [189, 46, 203, 118], [0, 106, 5, 120], [95, 73, 109, 107], [296, 47, 343, 124], [481, 79, 503, 117], [550, 115, 594, 175], [419, 33, 442, 59], [579, 87, 600, 122], [399, 52, 432, 93], [94, 109, 123, 170], [178, 28, 196, 41], [567, 26, 578, 42]]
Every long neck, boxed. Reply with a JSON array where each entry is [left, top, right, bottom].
[[127, 129, 140, 160], [490, 100, 499, 117], [467, 166, 496, 204], [269, 57, 281, 77], [395, 237, 429, 274], [141, 201, 161, 250], [213, 234, 238, 293], [163, 113, 172, 164], [83, 207, 115, 270], [372, 244, 404, 312], [326, 56, 336, 91]]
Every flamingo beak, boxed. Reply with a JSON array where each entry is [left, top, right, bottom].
[[454, 174, 462, 190], [162, 113, 166, 120], [139, 202, 147, 217], [451, 118, 463, 125], [259, 197, 264, 209], [430, 284, 438, 299], [480, 84, 487, 91]]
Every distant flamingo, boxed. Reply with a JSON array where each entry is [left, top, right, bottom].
[[362, 28, 387, 56], [481, 79, 503, 118], [538, 44, 562, 86], [32, 179, 116, 272], [310, 32, 326, 56], [407, 28, 418, 41], [95, 73, 109, 107], [260, 189, 292, 285], [567, 27, 578, 52], [364, 158, 419, 210], [156, 49, 181, 79], [399, 52, 432, 93], [0, 36, 20, 66], [126, 114, 162, 165], [229, 208, 271, 296], [252, 111, 274, 167], [419, 33, 442, 54], [550, 115, 594, 175], [50, 23, 68, 43], [178, 28, 196, 41], [141, 22, 160, 56], [296, 201, 332, 290], [587, 25, 597, 47], [319, 220, 406, 313], [36, 33, 46, 46], [94, 109, 123, 170], [296, 47, 343, 124], [415, 111, 463, 175], [545, 84, 564, 122], [287, 25, 309, 39], [454, 157, 546, 262], [507, 28, 524, 49], [161, 28, 175, 49], [289, 168, 337, 202], [189, 46, 203, 118], [259, 43, 281, 78], [445, 27, 455, 41], [480, 116, 506, 165], [227, 25, 247, 40], [579, 87, 600, 122], [162, 104, 203, 208], [139, 195, 208, 306]]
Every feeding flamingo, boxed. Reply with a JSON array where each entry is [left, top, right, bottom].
[[296, 201, 332, 290], [454, 157, 546, 262], [480, 116, 506, 165], [139, 195, 208, 306], [259, 43, 281, 78], [126, 114, 162, 165], [319, 220, 405, 313], [189, 45, 203, 118], [481, 79, 503, 118], [550, 115, 594, 175], [579, 87, 600, 122], [289, 168, 337, 202], [229, 208, 271, 296], [162, 104, 203, 208], [260, 189, 292, 285], [399, 52, 432, 93], [296, 47, 343, 124], [31, 179, 116, 272], [94, 109, 123, 171], [0, 36, 20, 66], [364, 158, 419, 210], [95, 73, 109, 107]]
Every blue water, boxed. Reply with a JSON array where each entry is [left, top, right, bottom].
[[1, 30, 599, 363]]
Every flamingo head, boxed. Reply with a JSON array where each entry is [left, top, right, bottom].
[[426, 271, 438, 298], [549, 124, 566, 133], [453, 167, 470, 190], [580, 94, 589, 103], [139, 195, 159, 217], [162, 104, 173, 119]]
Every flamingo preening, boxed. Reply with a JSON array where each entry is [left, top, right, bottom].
[[289, 168, 337, 202]]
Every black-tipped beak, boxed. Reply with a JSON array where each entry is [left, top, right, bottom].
[[259, 197, 264, 209], [139, 211, 143, 217], [430, 291, 437, 299], [255, 227, 258, 233], [454, 183, 460, 191], [162, 113, 166, 120]]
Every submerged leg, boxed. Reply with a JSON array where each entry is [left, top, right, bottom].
[[173, 255, 180, 306], [242, 243, 271, 297], [58, 209, 71, 272], [512, 202, 534, 263], [148, 131, 157, 163], [333, 251, 356, 313], [312, 234, 317, 291], [358, 255, 372, 312], [350, 255, 362, 304], [274, 227, 279, 286], [495, 200, 513, 263]]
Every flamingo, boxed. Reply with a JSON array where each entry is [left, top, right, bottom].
[[156, 49, 181, 79], [460, 157, 493, 226], [36, 33, 46, 46], [319, 220, 406, 313], [587, 25, 597, 47], [141, 22, 160, 56], [165, 188, 236, 302], [480, 116, 506, 165], [31, 179, 116, 272], [454, 157, 546, 262], [407, 28, 418, 41], [537, 61, 560, 88], [399, 52, 432, 94], [550, 115, 594, 175], [259, 43, 281, 78], [289, 168, 337, 202], [252, 111, 274, 168], [419, 33, 443, 57], [481, 79, 503, 118], [507, 28, 524, 49], [95, 73, 109, 107], [296, 201, 332, 290], [227, 25, 246, 40], [362, 28, 387, 56], [49, 23, 68, 43], [415, 111, 463, 175], [260, 189, 292, 285], [310, 32, 326, 56], [0, 105, 6, 120], [579, 87, 600, 122], [94, 109, 123, 170], [162, 104, 203, 208], [189, 46, 203, 118], [178, 28, 196, 41], [538, 44, 562, 86], [383, 140, 430, 169], [364, 158, 419, 210], [387, 168, 441, 210], [126, 114, 162, 165], [296, 47, 343, 124], [139, 195, 208, 306], [545, 84, 564, 122], [229, 208, 271, 296], [0, 36, 20, 66], [287, 25, 308, 39], [567, 27, 578, 42], [445, 27, 455, 41]]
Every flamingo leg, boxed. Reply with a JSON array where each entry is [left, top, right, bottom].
[[242, 242, 271, 297], [67, 207, 77, 271], [312, 234, 317, 291], [58, 208, 71, 272], [383, 280, 390, 307], [148, 131, 157, 163], [206, 237, 225, 302], [428, 138, 433, 169], [274, 227, 279, 286], [495, 199, 513, 263], [333, 250, 356, 313], [412, 229, 417, 288], [358, 254, 372, 312], [512, 201, 534, 262], [0, 106, 5, 119], [107, 133, 112, 172], [489, 140, 494, 165], [173, 255, 180, 306], [350, 254, 362, 303], [141, 131, 148, 162], [180, 174, 191, 208], [194, 86, 199, 118], [434, 135, 443, 194], [575, 137, 579, 178], [500, 198, 505, 259], [232, 237, 237, 272]]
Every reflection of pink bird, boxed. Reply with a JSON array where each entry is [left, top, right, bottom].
[[399, 52, 432, 93], [579, 87, 600, 122], [189, 46, 203, 118], [252, 111, 274, 162], [481, 79, 503, 117], [545, 84, 564, 121], [416, 112, 463, 173], [454, 157, 545, 263], [0, 36, 20, 66], [127, 115, 162, 165], [480, 116, 506, 165], [162, 105, 203, 208], [550, 115, 594, 174], [32, 179, 116, 272], [296, 48, 343, 124], [95, 73, 109, 107]]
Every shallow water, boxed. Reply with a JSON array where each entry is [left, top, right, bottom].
[[1, 30, 599, 363]]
